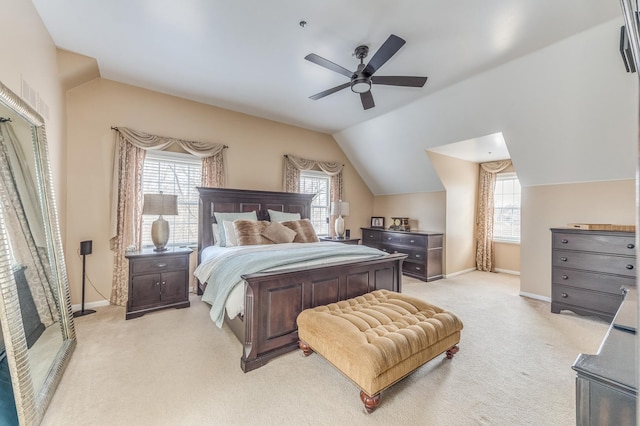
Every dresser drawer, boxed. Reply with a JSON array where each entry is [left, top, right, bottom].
[[362, 229, 381, 243], [131, 255, 188, 275], [552, 284, 623, 315], [552, 232, 635, 256], [403, 261, 425, 277], [552, 250, 636, 277], [380, 232, 427, 247], [552, 267, 633, 295]]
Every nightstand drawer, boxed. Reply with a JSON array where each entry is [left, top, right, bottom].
[[131, 255, 188, 275]]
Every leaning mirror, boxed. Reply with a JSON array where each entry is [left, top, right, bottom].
[[0, 81, 76, 425]]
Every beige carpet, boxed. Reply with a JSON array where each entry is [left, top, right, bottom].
[[41, 271, 609, 425]]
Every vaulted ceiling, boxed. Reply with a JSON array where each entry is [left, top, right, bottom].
[[33, 1, 634, 195]]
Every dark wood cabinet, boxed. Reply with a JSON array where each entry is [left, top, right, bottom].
[[125, 247, 192, 319], [550, 228, 635, 322], [361, 227, 443, 281]]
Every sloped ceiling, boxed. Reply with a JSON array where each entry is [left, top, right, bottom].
[[33, 1, 635, 195], [336, 19, 638, 194]]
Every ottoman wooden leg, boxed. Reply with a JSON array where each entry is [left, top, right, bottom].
[[298, 340, 313, 357], [360, 391, 381, 413], [446, 345, 460, 359]]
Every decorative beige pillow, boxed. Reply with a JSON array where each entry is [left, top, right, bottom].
[[261, 221, 297, 244], [233, 220, 273, 246], [281, 219, 320, 243], [213, 211, 258, 247]]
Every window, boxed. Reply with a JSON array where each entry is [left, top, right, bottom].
[[299, 170, 330, 236], [493, 173, 521, 243], [142, 151, 201, 247]]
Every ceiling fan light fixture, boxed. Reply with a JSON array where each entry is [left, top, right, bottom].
[[351, 78, 371, 93]]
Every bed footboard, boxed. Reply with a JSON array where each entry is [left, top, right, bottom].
[[238, 253, 406, 372]]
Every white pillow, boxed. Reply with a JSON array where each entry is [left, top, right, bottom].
[[223, 220, 238, 247], [213, 211, 258, 247], [268, 209, 301, 223]]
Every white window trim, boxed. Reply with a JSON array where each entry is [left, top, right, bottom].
[[493, 172, 521, 244], [142, 150, 201, 248], [300, 170, 331, 236]]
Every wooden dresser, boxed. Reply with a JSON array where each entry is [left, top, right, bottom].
[[361, 228, 443, 281], [550, 228, 636, 322], [125, 247, 192, 319]]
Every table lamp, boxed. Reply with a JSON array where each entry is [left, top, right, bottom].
[[331, 200, 350, 239], [142, 192, 178, 251]]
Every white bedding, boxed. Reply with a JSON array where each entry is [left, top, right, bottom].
[[195, 242, 386, 326]]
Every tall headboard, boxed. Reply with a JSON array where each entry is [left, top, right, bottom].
[[197, 187, 315, 261]]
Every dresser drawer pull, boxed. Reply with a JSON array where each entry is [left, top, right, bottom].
[[415, 267, 421, 271], [626, 264, 634, 270], [561, 239, 568, 244], [561, 275, 568, 280], [155, 281, 160, 287], [415, 254, 421, 259], [628, 243, 635, 249], [368, 235, 375, 239], [561, 293, 568, 298], [410, 239, 415, 244], [560, 257, 567, 262], [156, 262, 167, 268], [387, 237, 393, 241], [393, 250, 398, 254]]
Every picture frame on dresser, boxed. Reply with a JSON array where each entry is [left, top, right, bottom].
[[371, 217, 385, 228]]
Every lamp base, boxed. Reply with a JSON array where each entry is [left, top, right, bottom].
[[151, 216, 170, 252], [335, 215, 345, 239]]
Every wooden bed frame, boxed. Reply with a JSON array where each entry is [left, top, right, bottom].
[[197, 187, 406, 372]]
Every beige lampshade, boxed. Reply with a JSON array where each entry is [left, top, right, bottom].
[[330, 200, 350, 216], [142, 193, 178, 216]]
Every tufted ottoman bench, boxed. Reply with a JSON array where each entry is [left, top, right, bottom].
[[297, 290, 463, 413]]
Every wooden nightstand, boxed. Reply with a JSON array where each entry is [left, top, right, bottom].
[[319, 237, 361, 245], [125, 247, 192, 319]]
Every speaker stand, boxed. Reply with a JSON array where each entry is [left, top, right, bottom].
[[73, 253, 96, 317]]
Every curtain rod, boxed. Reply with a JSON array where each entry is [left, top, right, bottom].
[[284, 154, 344, 167], [111, 126, 228, 148], [0, 117, 12, 122]]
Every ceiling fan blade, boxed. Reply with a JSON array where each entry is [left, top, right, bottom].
[[360, 91, 375, 110], [372, 76, 428, 87], [305, 54, 353, 78], [309, 82, 351, 100], [362, 34, 406, 76]]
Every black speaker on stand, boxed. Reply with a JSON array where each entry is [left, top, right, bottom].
[[73, 240, 96, 317]]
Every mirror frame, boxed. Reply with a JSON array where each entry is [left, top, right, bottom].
[[0, 80, 76, 424]]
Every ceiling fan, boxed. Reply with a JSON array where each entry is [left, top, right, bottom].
[[305, 34, 428, 110]]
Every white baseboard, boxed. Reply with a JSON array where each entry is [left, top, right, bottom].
[[519, 291, 551, 303], [71, 299, 110, 312], [444, 268, 477, 279], [494, 268, 520, 276]]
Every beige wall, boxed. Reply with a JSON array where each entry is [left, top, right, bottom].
[[65, 78, 373, 305], [427, 151, 478, 275], [494, 242, 520, 273], [0, 0, 67, 239], [520, 179, 635, 298]]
